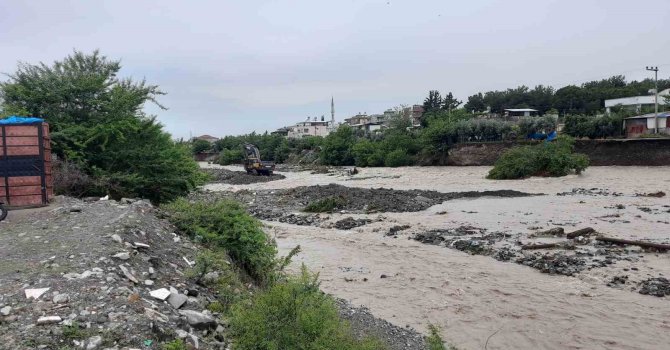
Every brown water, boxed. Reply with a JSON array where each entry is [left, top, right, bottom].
[[204, 164, 670, 350]]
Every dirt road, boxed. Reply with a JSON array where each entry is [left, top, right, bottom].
[[203, 164, 670, 350]]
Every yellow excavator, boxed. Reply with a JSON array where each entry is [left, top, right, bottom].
[[242, 143, 275, 175]]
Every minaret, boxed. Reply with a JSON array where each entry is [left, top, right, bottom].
[[330, 96, 335, 127]]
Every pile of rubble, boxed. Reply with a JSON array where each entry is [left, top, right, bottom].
[[0, 197, 228, 349], [203, 168, 285, 185]]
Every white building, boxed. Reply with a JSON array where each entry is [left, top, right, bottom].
[[605, 89, 670, 113], [287, 119, 331, 139]]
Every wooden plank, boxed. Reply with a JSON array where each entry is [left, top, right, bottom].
[[5, 145, 41, 156], [2, 136, 40, 146], [7, 176, 41, 186], [3, 125, 39, 137], [7, 194, 45, 207], [8, 186, 43, 196]]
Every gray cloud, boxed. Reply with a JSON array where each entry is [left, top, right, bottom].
[[1, 0, 669, 138]]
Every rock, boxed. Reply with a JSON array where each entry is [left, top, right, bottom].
[[111, 234, 123, 244], [0, 306, 11, 316], [37, 316, 62, 324], [167, 293, 188, 309], [118, 265, 138, 284], [53, 293, 70, 304], [150, 288, 171, 301], [25, 288, 50, 299], [144, 279, 154, 286], [176, 329, 189, 339], [86, 335, 103, 350], [133, 242, 150, 249], [112, 252, 130, 260], [179, 310, 216, 329]]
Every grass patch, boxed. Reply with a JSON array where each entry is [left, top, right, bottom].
[[164, 198, 278, 284], [229, 266, 385, 350], [162, 339, 188, 350], [487, 136, 589, 180], [304, 196, 347, 213], [426, 324, 457, 350]]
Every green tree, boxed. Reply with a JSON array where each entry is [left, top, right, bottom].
[[441, 92, 462, 111], [0, 50, 203, 203], [464, 92, 486, 113], [192, 139, 212, 154], [320, 125, 355, 166], [423, 90, 443, 112]]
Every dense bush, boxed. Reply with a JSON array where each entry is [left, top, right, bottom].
[[320, 125, 356, 166], [164, 198, 278, 283], [229, 267, 384, 350], [0, 51, 204, 203], [487, 136, 589, 179], [384, 149, 411, 167], [518, 116, 557, 136], [218, 148, 244, 165], [563, 114, 623, 139]]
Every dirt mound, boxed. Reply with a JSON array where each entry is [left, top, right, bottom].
[[274, 184, 535, 213], [204, 168, 285, 185]]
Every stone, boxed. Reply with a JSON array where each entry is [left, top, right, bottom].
[[167, 293, 188, 309], [144, 279, 154, 286], [112, 252, 130, 260], [118, 265, 138, 284], [37, 316, 62, 324], [0, 306, 11, 316], [111, 234, 123, 244], [179, 310, 216, 329], [133, 242, 150, 249], [86, 335, 103, 350], [25, 288, 50, 299], [53, 293, 70, 304], [176, 329, 189, 339], [149, 288, 171, 301]]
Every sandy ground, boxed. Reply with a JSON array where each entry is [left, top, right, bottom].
[[203, 164, 670, 350]]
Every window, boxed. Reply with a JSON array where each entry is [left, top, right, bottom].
[[304, 128, 309, 132]]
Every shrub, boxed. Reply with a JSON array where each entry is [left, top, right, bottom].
[[53, 160, 97, 197], [229, 267, 384, 350], [487, 136, 589, 179], [320, 125, 356, 166], [367, 151, 386, 167], [218, 148, 244, 165], [426, 325, 447, 350], [164, 198, 277, 283], [304, 196, 347, 213], [384, 149, 410, 167]]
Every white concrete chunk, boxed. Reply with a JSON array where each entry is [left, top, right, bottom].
[[25, 288, 50, 299]]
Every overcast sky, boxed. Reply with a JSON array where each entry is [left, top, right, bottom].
[[1, 0, 668, 138]]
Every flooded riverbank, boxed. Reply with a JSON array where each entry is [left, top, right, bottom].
[[202, 164, 670, 350]]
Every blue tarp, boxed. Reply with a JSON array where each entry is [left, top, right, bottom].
[[546, 130, 557, 142], [0, 116, 44, 125]]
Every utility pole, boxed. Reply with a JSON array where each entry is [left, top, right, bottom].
[[646, 66, 659, 133]]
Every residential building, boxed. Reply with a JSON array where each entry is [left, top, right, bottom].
[[410, 105, 424, 127], [193, 134, 219, 143], [287, 118, 331, 139], [605, 89, 670, 114], [504, 108, 538, 118], [624, 112, 670, 138]]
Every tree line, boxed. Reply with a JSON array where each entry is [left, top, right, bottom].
[[454, 75, 670, 115]]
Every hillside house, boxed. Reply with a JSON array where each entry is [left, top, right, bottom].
[[605, 89, 670, 114]]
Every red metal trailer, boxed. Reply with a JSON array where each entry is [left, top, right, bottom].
[[0, 120, 53, 208]]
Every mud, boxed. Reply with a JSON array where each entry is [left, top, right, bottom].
[[202, 164, 670, 350]]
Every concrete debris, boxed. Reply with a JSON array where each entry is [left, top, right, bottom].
[[25, 288, 50, 299], [52, 293, 70, 304], [118, 265, 138, 284], [179, 310, 217, 329], [167, 293, 188, 309], [86, 335, 103, 350], [133, 242, 150, 249], [0, 306, 11, 316], [149, 288, 171, 301], [37, 315, 62, 324], [112, 252, 131, 260]]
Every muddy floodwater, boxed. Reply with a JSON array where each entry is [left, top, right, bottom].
[[203, 164, 670, 350]]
